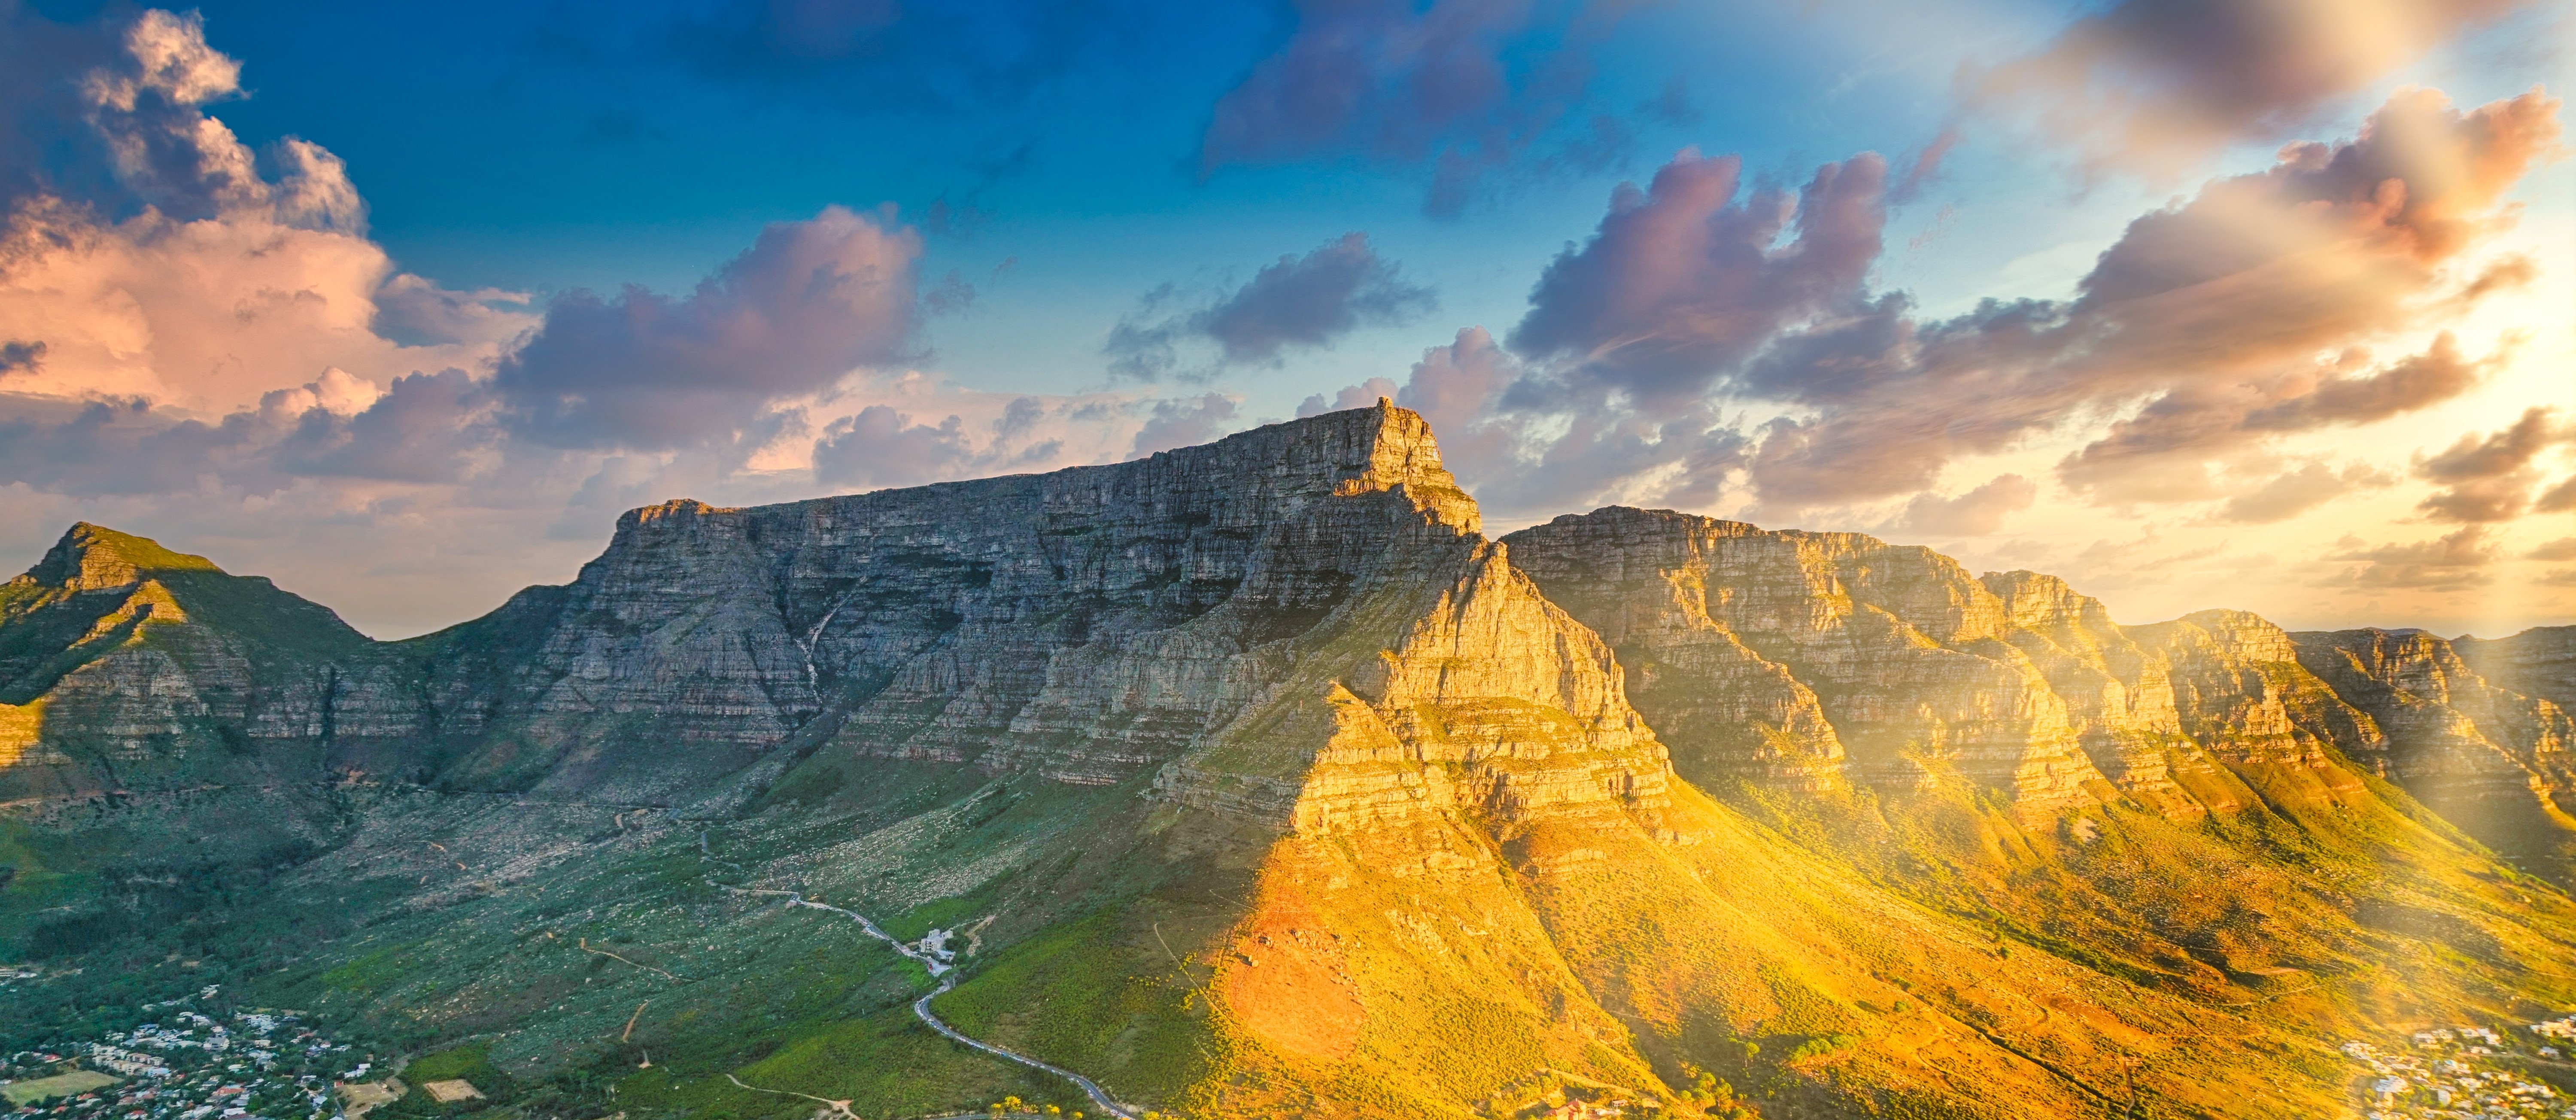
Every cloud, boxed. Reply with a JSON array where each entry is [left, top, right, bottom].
[[1297, 377, 1399, 418], [0, 393, 277, 497], [2045, 524, 2235, 593], [1510, 151, 1886, 406], [1883, 473, 2037, 537], [1202, 234, 1436, 362], [0, 12, 533, 417], [2539, 474, 2576, 514], [1967, 0, 2537, 178], [1259, 88, 2562, 531], [492, 205, 925, 449], [0, 7, 1228, 635], [1890, 126, 1961, 204], [1299, 327, 1752, 523], [51, 10, 364, 233], [2527, 538, 2576, 562], [811, 407, 974, 490], [1130, 393, 1241, 458], [373, 274, 538, 349], [1739, 88, 2560, 508], [2324, 524, 2499, 590], [1106, 233, 1431, 381], [1196, 0, 1649, 215], [2240, 334, 2499, 431], [2412, 406, 2576, 522], [808, 393, 1101, 491], [2212, 461, 2394, 524], [273, 369, 493, 484]]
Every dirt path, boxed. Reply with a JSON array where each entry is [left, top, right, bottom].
[[720, 885, 1140, 1120]]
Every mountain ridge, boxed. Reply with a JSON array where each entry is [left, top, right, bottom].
[[1, 402, 2570, 1120]]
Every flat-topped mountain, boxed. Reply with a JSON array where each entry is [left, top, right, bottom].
[[3, 403, 2571, 1120]]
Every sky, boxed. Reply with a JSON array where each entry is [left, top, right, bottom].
[[0, 0, 2569, 639]]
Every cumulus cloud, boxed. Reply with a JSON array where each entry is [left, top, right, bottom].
[[809, 392, 1108, 490], [272, 369, 493, 484], [1510, 152, 1885, 406], [1106, 233, 1431, 381], [493, 205, 924, 449], [2528, 538, 2576, 562], [1197, 0, 1648, 214], [1882, 473, 2038, 537], [2325, 525, 2499, 590], [2212, 461, 2393, 524], [0, 10, 532, 416], [51, 10, 364, 232], [2412, 406, 2576, 522], [1968, 0, 2537, 178]]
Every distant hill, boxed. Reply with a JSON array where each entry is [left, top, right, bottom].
[[1, 402, 2569, 1120]]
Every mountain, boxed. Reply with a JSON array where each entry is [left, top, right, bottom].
[[2, 403, 2571, 1120]]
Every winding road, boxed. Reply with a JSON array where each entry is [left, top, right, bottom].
[[723, 886, 1141, 1120]]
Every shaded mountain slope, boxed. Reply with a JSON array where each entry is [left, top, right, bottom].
[[2288, 627, 2576, 879], [2456, 626, 2576, 709]]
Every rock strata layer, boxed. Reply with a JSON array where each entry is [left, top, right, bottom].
[[1499, 507, 2567, 840]]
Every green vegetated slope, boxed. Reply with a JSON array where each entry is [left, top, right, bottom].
[[1, 406, 2572, 1120]]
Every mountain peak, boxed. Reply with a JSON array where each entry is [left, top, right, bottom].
[[24, 523, 224, 592]]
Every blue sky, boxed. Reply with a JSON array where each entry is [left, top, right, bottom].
[[119, 0, 1994, 396], [0, 0, 2569, 636]]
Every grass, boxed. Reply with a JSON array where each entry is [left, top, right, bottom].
[[382, 1044, 516, 1117], [3, 1069, 116, 1105], [933, 909, 1210, 1103]]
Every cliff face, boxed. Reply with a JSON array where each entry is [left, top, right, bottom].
[[1498, 507, 2352, 822], [2290, 627, 2576, 873], [365, 402, 1668, 823]]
